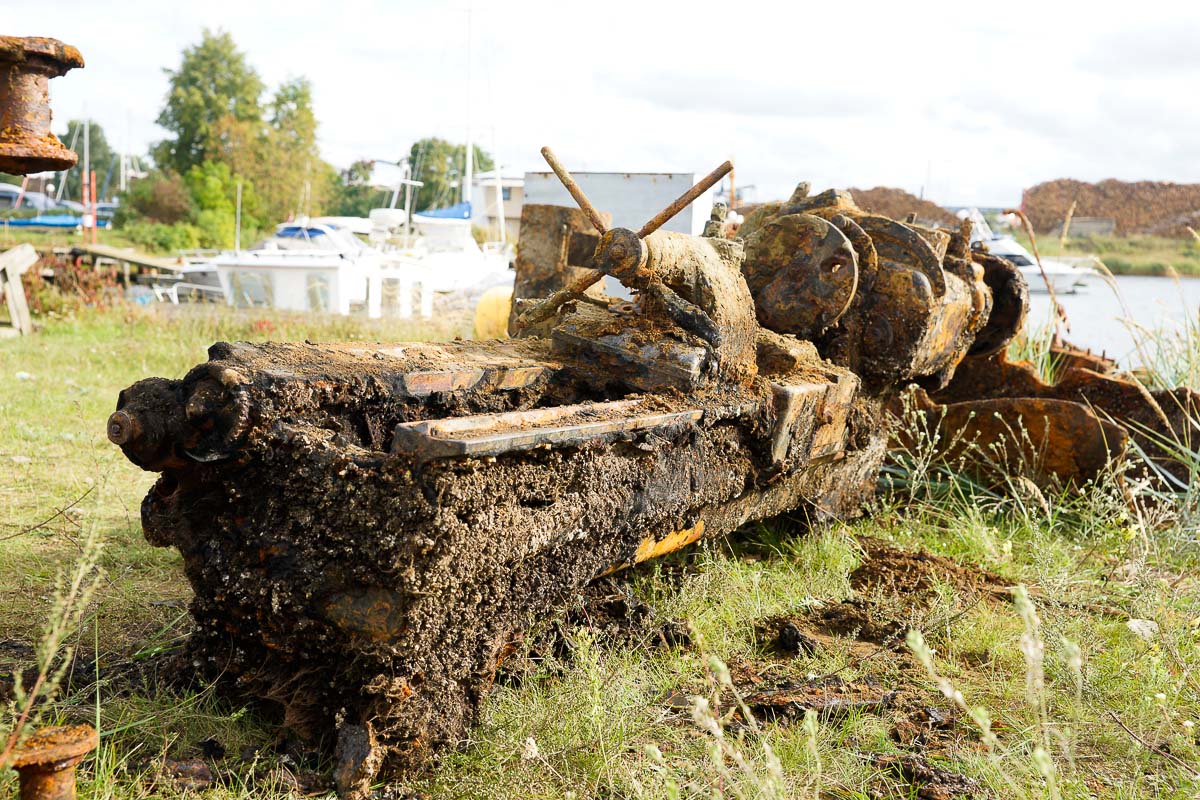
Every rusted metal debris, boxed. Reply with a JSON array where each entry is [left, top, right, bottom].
[[0, 37, 83, 175], [9, 724, 98, 800], [915, 343, 1200, 489]]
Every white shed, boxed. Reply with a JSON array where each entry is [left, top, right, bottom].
[[522, 172, 714, 236]]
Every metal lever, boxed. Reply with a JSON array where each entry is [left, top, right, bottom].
[[514, 148, 732, 330]]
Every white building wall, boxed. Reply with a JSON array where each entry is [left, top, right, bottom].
[[469, 176, 524, 241], [522, 172, 712, 236]]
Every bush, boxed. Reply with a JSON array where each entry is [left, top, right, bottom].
[[122, 220, 201, 253], [114, 171, 194, 226], [194, 208, 235, 248]]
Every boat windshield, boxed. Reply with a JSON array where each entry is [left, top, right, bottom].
[[255, 225, 370, 254]]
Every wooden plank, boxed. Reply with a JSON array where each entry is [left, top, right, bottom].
[[1, 244, 37, 336], [70, 243, 185, 273], [392, 399, 703, 464]]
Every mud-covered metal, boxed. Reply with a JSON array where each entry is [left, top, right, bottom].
[[9, 724, 97, 800], [109, 152, 899, 799], [115, 148, 1200, 797], [0, 37, 83, 175], [513, 148, 731, 331]]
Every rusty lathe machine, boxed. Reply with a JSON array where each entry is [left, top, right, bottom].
[[7, 33, 1195, 798], [105, 149, 1050, 796], [108, 154, 1198, 795]]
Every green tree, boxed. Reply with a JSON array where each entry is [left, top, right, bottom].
[[185, 160, 262, 247], [154, 29, 264, 175], [254, 77, 325, 221], [327, 159, 385, 217], [408, 137, 493, 212]]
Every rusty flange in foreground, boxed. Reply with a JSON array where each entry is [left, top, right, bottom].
[[0, 36, 84, 175], [9, 724, 98, 800]]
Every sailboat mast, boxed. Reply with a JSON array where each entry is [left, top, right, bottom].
[[463, 7, 473, 207]]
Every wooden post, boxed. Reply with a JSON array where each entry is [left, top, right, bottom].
[[0, 243, 37, 336]]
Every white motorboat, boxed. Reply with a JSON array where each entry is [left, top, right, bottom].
[[959, 208, 1096, 295], [984, 237, 1097, 295], [205, 221, 385, 315]]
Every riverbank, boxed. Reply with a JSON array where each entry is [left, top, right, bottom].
[[1017, 232, 1200, 277]]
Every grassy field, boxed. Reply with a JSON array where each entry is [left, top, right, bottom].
[[1014, 232, 1200, 277], [3, 305, 1200, 799]]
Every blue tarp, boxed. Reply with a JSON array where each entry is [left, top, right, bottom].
[[1, 215, 111, 229], [414, 201, 472, 220]]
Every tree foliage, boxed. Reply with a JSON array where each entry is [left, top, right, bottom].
[[114, 30, 500, 251], [154, 29, 264, 175], [408, 137, 494, 212], [255, 77, 326, 221], [327, 159, 387, 218]]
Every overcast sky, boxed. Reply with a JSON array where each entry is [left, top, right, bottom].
[[6, 0, 1199, 207]]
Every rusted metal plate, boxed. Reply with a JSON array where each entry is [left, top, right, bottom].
[[742, 213, 858, 338], [897, 393, 1128, 487], [932, 347, 1200, 485], [391, 399, 703, 464]]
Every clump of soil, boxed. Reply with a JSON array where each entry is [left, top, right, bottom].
[[873, 753, 988, 800], [740, 675, 896, 723], [809, 597, 910, 645], [851, 537, 1012, 605]]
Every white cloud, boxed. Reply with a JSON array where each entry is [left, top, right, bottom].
[[7, 0, 1199, 208]]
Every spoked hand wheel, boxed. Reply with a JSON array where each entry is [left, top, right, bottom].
[[513, 147, 732, 331]]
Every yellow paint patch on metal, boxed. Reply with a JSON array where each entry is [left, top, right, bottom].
[[633, 520, 706, 564]]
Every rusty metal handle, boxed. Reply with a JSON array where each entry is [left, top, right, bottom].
[[514, 151, 732, 331], [637, 160, 732, 239], [540, 147, 609, 234]]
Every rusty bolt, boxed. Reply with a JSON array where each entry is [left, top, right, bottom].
[[9, 724, 98, 800], [107, 409, 139, 445], [0, 37, 85, 175]]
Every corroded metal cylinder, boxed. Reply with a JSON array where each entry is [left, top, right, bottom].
[[0, 36, 84, 175], [9, 725, 98, 800]]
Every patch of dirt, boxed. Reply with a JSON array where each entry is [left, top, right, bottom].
[[851, 536, 1013, 605], [809, 597, 910, 645], [873, 753, 989, 799], [741, 675, 896, 723]]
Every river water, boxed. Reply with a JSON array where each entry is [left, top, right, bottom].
[[1026, 275, 1200, 366]]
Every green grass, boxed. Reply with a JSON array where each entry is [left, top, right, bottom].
[[3, 304, 1200, 798]]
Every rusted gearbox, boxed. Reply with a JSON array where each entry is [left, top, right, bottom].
[[110, 156, 1023, 795]]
